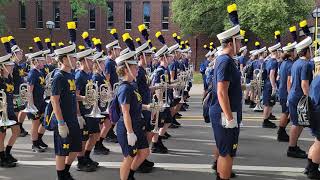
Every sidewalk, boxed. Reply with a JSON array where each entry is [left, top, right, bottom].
[[189, 84, 204, 95]]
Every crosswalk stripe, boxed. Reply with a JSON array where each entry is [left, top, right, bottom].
[[15, 161, 305, 173]]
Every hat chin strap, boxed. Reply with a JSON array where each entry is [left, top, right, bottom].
[[164, 54, 168, 64], [2, 64, 9, 75], [143, 52, 147, 65], [97, 60, 103, 72], [67, 55, 74, 69], [125, 62, 136, 81], [84, 58, 90, 71], [232, 36, 237, 57]]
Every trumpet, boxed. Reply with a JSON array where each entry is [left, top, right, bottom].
[[99, 83, 113, 115], [160, 74, 170, 108], [44, 71, 54, 103], [0, 90, 16, 127], [20, 83, 38, 114], [84, 81, 105, 118]]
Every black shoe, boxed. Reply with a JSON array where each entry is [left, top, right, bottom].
[[143, 159, 155, 167], [277, 129, 289, 142], [180, 106, 187, 111], [164, 132, 171, 139], [308, 169, 320, 179], [38, 139, 48, 149], [64, 172, 76, 180], [76, 161, 96, 172], [249, 102, 256, 108], [151, 142, 168, 154], [32, 145, 46, 153], [245, 99, 250, 105], [86, 157, 99, 168], [176, 113, 182, 117], [105, 132, 118, 143], [287, 146, 307, 159], [172, 119, 181, 126], [137, 162, 153, 173], [216, 172, 237, 178], [94, 144, 110, 155], [262, 120, 277, 128], [19, 128, 29, 137], [269, 114, 277, 120], [0, 158, 16, 168], [5, 153, 17, 163], [169, 124, 179, 129]]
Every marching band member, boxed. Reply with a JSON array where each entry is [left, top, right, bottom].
[[287, 35, 313, 159], [91, 40, 112, 156], [200, 45, 212, 98], [105, 29, 121, 143], [51, 40, 80, 180], [27, 39, 48, 153], [277, 39, 297, 142], [306, 56, 320, 179], [75, 47, 99, 172], [0, 37, 20, 167], [8, 36, 29, 137], [262, 32, 281, 129], [150, 35, 172, 154], [210, 4, 242, 179], [115, 50, 151, 180]]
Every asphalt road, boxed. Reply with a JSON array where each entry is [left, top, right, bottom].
[[0, 84, 314, 180]]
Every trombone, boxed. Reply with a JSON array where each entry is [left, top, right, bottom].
[[20, 83, 38, 114], [0, 90, 16, 127], [84, 81, 105, 118]]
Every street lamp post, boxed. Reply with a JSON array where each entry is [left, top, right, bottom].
[[46, 21, 55, 42]]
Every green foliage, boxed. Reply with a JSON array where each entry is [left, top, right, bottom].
[[172, 0, 315, 41], [70, 0, 106, 18]]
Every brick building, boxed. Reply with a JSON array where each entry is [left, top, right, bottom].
[[1, 0, 320, 70]]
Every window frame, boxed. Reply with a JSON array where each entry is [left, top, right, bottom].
[[106, 1, 114, 30], [36, 0, 44, 29], [143, 1, 151, 29], [124, 1, 132, 30], [161, 1, 170, 31], [19, 1, 26, 29], [88, 4, 96, 30], [53, 1, 61, 29]]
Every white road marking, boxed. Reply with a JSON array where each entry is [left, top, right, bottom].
[[15, 161, 306, 173], [260, 135, 314, 142]]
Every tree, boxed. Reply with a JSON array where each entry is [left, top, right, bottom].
[[172, 0, 315, 42], [70, 0, 106, 18]]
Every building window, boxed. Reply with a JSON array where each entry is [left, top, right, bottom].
[[53, 1, 60, 28], [89, 4, 96, 30], [125, 1, 132, 30], [162, 1, 169, 30], [106, 1, 114, 29], [36, 1, 43, 28], [143, 2, 151, 29], [19, 1, 26, 28]]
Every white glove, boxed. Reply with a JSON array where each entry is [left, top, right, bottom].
[[58, 124, 69, 138], [224, 119, 238, 129], [127, 132, 137, 146], [77, 116, 86, 129]]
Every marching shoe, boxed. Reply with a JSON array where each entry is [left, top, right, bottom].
[[269, 114, 277, 120], [0, 157, 16, 168], [143, 159, 155, 167], [262, 119, 277, 128], [137, 162, 153, 173], [76, 159, 96, 172], [163, 132, 171, 139], [94, 143, 110, 155], [151, 142, 168, 154], [277, 129, 289, 142], [5, 153, 17, 163], [19, 128, 29, 137], [287, 146, 307, 159], [38, 139, 49, 149], [32, 145, 46, 153]]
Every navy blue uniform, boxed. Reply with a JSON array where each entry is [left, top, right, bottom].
[[237, 56, 247, 69], [0, 76, 18, 132], [278, 59, 294, 113], [310, 75, 320, 140], [105, 57, 118, 90], [263, 58, 278, 106], [51, 70, 81, 156], [152, 66, 173, 124], [136, 66, 152, 132], [169, 59, 180, 80], [27, 68, 46, 120], [116, 81, 148, 157], [288, 59, 313, 125], [209, 54, 242, 157], [200, 59, 210, 90], [12, 63, 26, 111], [75, 70, 100, 135]]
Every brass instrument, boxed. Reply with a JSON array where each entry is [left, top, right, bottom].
[[253, 67, 263, 112], [150, 95, 161, 134], [0, 90, 16, 127], [160, 74, 170, 108], [84, 81, 105, 118], [145, 67, 152, 85], [44, 70, 54, 103], [20, 83, 38, 113], [99, 83, 113, 115]]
